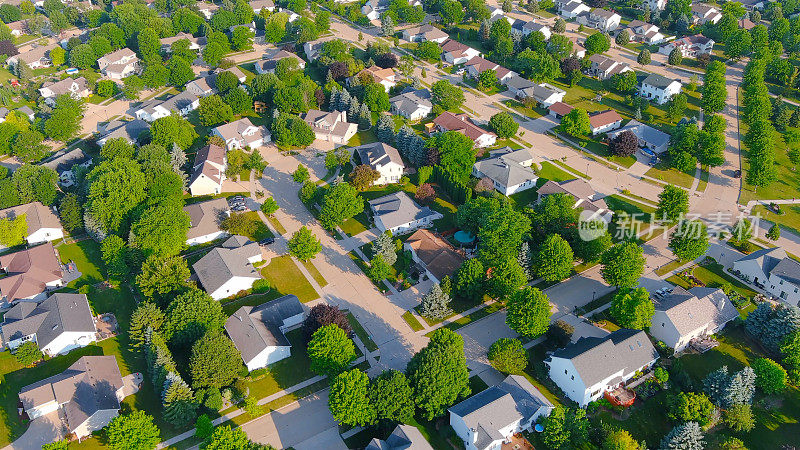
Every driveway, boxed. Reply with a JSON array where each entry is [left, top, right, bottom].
[[3, 411, 65, 450], [543, 266, 614, 315], [456, 311, 519, 373]]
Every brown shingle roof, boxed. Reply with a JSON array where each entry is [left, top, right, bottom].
[[405, 229, 465, 281], [0, 243, 63, 303], [433, 112, 495, 142]]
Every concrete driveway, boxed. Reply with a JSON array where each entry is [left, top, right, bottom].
[[3, 411, 65, 450], [543, 266, 615, 315], [457, 311, 518, 374]]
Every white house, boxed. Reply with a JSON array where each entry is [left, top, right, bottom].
[[186, 77, 216, 97], [189, 144, 227, 196], [367, 424, 433, 450], [441, 39, 481, 65], [511, 81, 567, 107], [449, 375, 554, 450], [390, 88, 432, 121], [577, 8, 622, 32], [639, 74, 682, 105], [134, 91, 200, 122], [732, 247, 800, 306], [211, 118, 271, 150], [97, 48, 140, 80], [607, 119, 671, 154], [557, 0, 592, 18], [0, 202, 64, 245], [225, 295, 305, 371], [38, 77, 90, 107], [249, 0, 275, 14], [658, 35, 715, 57], [160, 32, 206, 52], [404, 229, 465, 284], [303, 36, 336, 61], [472, 148, 538, 196], [1, 293, 96, 356], [193, 235, 264, 300], [431, 112, 497, 148], [349, 65, 398, 93], [511, 20, 552, 40], [368, 192, 443, 234], [301, 109, 358, 146], [586, 54, 632, 80], [42, 149, 93, 187], [642, 0, 666, 11], [402, 24, 449, 43], [353, 142, 405, 185], [464, 57, 513, 83], [650, 287, 740, 353], [184, 198, 230, 245], [254, 50, 306, 74], [545, 329, 658, 407], [691, 3, 722, 24], [626, 20, 666, 44], [537, 178, 614, 223], [588, 109, 623, 135]]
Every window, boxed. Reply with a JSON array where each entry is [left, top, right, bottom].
[[571, 375, 574, 380], [565, 369, 568, 375]]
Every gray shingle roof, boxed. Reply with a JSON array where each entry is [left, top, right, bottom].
[[735, 246, 786, 274], [42, 149, 90, 173], [366, 424, 433, 449], [353, 142, 404, 170], [655, 286, 739, 337], [368, 192, 441, 230], [473, 149, 537, 189], [771, 257, 800, 286], [193, 236, 261, 294], [390, 88, 432, 116], [2, 293, 95, 350], [184, 198, 229, 240], [225, 295, 303, 364], [642, 73, 678, 89], [551, 329, 658, 387]]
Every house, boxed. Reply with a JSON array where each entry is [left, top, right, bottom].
[[97, 48, 139, 79], [691, 3, 722, 24], [537, 178, 613, 222], [189, 143, 227, 196], [641, 0, 666, 11], [353, 142, 405, 185], [639, 73, 681, 105], [368, 192, 443, 234], [254, 50, 306, 74], [577, 8, 621, 32], [586, 54, 632, 80], [349, 66, 398, 92], [6, 20, 26, 37], [1, 293, 96, 356], [449, 375, 554, 450], [545, 329, 658, 407], [38, 77, 90, 106], [42, 149, 92, 187], [303, 36, 336, 61], [186, 77, 216, 97], [557, 0, 591, 18], [487, 5, 509, 23], [390, 88, 432, 121], [0, 243, 64, 306], [135, 91, 200, 122], [197, 1, 220, 19], [607, 119, 670, 154], [738, 17, 757, 30], [301, 109, 358, 146], [0, 202, 64, 245], [626, 20, 665, 44], [16, 106, 35, 121], [214, 66, 247, 83], [440, 39, 481, 65], [658, 35, 715, 57], [431, 112, 497, 148], [19, 355, 139, 440], [472, 148, 538, 196], [732, 247, 800, 306], [402, 24, 449, 43], [161, 32, 206, 52], [249, 0, 275, 14], [8, 44, 57, 69], [404, 229, 465, 284], [211, 118, 271, 150], [511, 20, 552, 40], [650, 287, 739, 353], [96, 119, 149, 146], [548, 101, 574, 119], [464, 57, 513, 83], [184, 198, 230, 245], [508, 80, 567, 107], [193, 235, 264, 300], [367, 424, 433, 450], [225, 295, 305, 371], [589, 109, 623, 135], [570, 37, 587, 58]]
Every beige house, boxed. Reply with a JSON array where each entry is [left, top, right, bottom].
[[189, 144, 227, 196]]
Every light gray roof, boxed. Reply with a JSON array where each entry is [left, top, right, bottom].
[[473, 149, 537, 189], [40, 77, 88, 98], [505, 76, 537, 90], [655, 286, 739, 336], [550, 329, 658, 387], [0, 201, 62, 235], [184, 198, 229, 240], [353, 142, 404, 170], [19, 355, 123, 432], [771, 257, 800, 286], [42, 149, 90, 173], [98, 119, 149, 144], [138, 90, 198, 116], [366, 424, 434, 450], [368, 192, 441, 230], [607, 119, 670, 149], [16, 106, 34, 117], [225, 295, 303, 364], [735, 246, 786, 274], [2, 293, 95, 349], [449, 375, 553, 447], [390, 88, 432, 116], [193, 235, 261, 294]]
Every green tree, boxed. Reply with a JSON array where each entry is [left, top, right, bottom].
[[767, 223, 781, 241], [136, 255, 191, 303], [130, 199, 190, 258], [454, 259, 485, 301], [292, 164, 310, 183], [288, 226, 322, 261], [615, 29, 630, 46], [128, 302, 164, 349], [668, 47, 683, 65], [561, 108, 591, 137], [487, 338, 527, 374], [724, 403, 755, 432], [261, 197, 279, 216], [407, 328, 471, 420], [319, 182, 364, 230], [164, 289, 225, 348], [478, 69, 497, 91], [752, 357, 787, 394], [69, 44, 96, 69], [137, 28, 161, 61], [419, 282, 452, 319], [167, 56, 194, 87], [189, 331, 242, 389], [106, 411, 161, 450], [97, 79, 116, 97], [431, 80, 465, 110], [655, 185, 689, 222], [162, 372, 198, 428], [669, 219, 709, 260], [506, 287, 551, 338], [231, 26, 254, 50], [12, 130, 48, 162], [0, 214, 27, 247], [668, 392, 716, 425], [603, 429, 642, 450], [13, 341, 42, 367], [489, 257, 528, 299], [637, 49, 651, 65], [609, 287, 654, 329], [535, 234, 574, 282], [307, 324, 356, 376], [584, 32, 610, 54], [44, 94, 84, 142], [151, 115, 198, 150], [328, 369, 376, 426], [86, 158, 147, 233], [369, 370, 414, 424], [58, 193, 83, 233], [488, 111, 519, 138], [427, 131, 475, 182], [195, 414, 213, 440], [101, 138, 136, 160], [600, 242, 646, 288], [101, 235, 130, 281], [202, 425, 274, 450], [363, 83, 390, 112], [12, 165, 58, 206]]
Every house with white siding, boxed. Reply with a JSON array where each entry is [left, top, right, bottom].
[[732, 247, 800, 306], [650, 287, 739, 353]]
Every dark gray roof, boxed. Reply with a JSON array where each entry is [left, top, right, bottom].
[[473, 149, 537, 189], [389, 88, 432, 116], [98, 119, 149, 143], [184, 198, 229, 240], [551, 329, 658, 387], [225, 295, 303, 364], [2, 293, 95, 349], [607, 119, 670, 150], [771, 257, 800, 286], [353, 142, 404, 170], [736, 246, 786, 275], [42, 149, 90, 173], [642, 73, 678, 89], [193, 236, 261, 294], [368, 192, 441, 230]]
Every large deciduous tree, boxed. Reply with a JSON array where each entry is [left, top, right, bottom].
[[106, 411, 161, 450], [319, 182, 364, 230], [189, 331, 242, 389], [369, 370, 414, 424], [488, 338, 528, 374], [307, 324, 356, 376], [535, 234, 574, 282], [608, 287, 654, 329], [328, 369, 376, 426], [600, 242, 645, 288], [407, 328, 471, 420], [506, 287, 551, 338], [287, 226, 322, 261]]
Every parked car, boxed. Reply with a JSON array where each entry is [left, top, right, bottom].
[[260, 237, 275, 245], [732, 169, 741, 178]]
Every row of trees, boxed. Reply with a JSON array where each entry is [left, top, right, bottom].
[[741, 58, 778, 190]]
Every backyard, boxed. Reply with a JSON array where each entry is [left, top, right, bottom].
[[260, 255, 319, 303]]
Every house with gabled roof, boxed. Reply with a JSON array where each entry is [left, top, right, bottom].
[[626, 20, 666, 44], [301, 109, 358, 146], [135, 90, 200, 122], [509, 81, 566, 107], [548, 101, 574, 119], [160, 32, 206, 52], [303, 36, 337, 61], [607, 119, 670, 154], [368, 192, 443, 234], [441, 39, 480, 65], [225, 294, 305, 371], [511, 20, 552, 40], [404, 229, 465, 284], [537, 178, 613, 222], [545, 329, 658, 407], [349, 65, 398, 92], [577, 8, 621, 32], [8, 44, 57, 69], [556, 0, 591, 18], [184, 198, 230, 245], [96, 119, 149, 147], [639, 73, 681, 105], [353, 142, 405, 185], [249, 0, 275, 14], [642, 0, 666, 11], [0, 242, 64, 307], [589, 109, 623, 135], [367, 424, 433, 450], [211, 118, 271, 150], [186, 76, 216, 97], [1, 293, 96, 356], [402, 24, 449, 43], [254, 50, 306, 74], [658, 34, 714, 57], [193, 235, 264, 300], [39, 77, 90, 107], [390, 87, 432, 121], [42, 149, 92, 187], [586, 54, 632, 80], [189, 143, 227, 196], [650, 286, 739, 353], [0, 202, 63, 246], [449, 375, 554, 450], [472, 148, 538, 196], [733, 247, 800, 306], [691, 3, 722, 24], [431, 112, 497, 148], [98, 48, 139, 80]]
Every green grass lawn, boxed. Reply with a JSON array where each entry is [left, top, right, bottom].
[[654, 258, 688, 276], [753, 204, 800, 237], [423, 302, 503, 337], [239, 211, 274, 241], [347, 129, 378, 146], [402, 311, 424, 332], [265, 215, 287, 235], [301, 259, 327, 288], [57, 239, 107, 288], [739, 114, 800, 205], [502, 99, 544, 119], [261, 255, 319, 303], [645, 162, 695, 189], [340, 211, 370, 236], [666, 258, 758, 299], [535, 161, 575, 182], [591, 390, 673, 449], [346, 312, 378, 352]]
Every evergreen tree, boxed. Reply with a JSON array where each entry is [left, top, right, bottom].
[[347, 96, 361, 122], [479, 20, 490, 42], [703, 366, 730, 406], [338, 88, 352, 112], [420, 283, 452, 320], [660, 422, 705, 450], [517, 241, 533, 280], [373, 231, 397, 265], [162, 372, 198, 428], [381, 14, 394, 36], [358, 104, 373, 129], [767, 224, 781, 241], [724, 367, 756, 407], [376, 115, 395, 144]]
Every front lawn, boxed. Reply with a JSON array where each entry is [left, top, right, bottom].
[[339, 211, 370, 236], [753, 204, 800, 237], [238, 211, 274, 241], [666, 258, 758, 300], [645, 162, 695, 189], [261, 255, 319, 303]]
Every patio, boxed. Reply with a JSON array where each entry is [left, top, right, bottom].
[[605, 386, 636, 407], [690, 336, 719, 353], [501, 433, 534, 450]]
